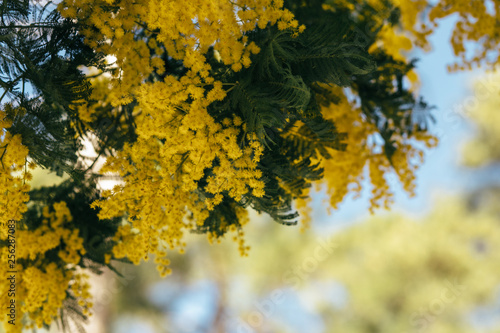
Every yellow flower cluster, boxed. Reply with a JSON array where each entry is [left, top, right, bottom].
[[18, 202, 86, 264], [315, 86, 437, 213], [0, 107, 32, 238], [20, 264, 71, 330], [428, 0, 500, 70], [71, 272, 93, 316], [60, 0, 302, 146], [0, 108, 31, 332], [342, 0, 500, 71], [390, 0, 431, 49], [93, 112, 264, 274], [59, 0, 440, 274], [368, 25, 413, 61], [57, 0, 298, 273], [0, 202, 92, 332], [58, 0, 300, 99], [304, 2, 437, 211], [208, 203, 252, 256]]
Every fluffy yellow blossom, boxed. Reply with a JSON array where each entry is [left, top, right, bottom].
[[0, 202, 92, 332], [316, 86, 437, 212], [93, 113, 264, 272], [57, 0, 299, 273], [58, 0, 300, 104], [0, 107, 32, 333], [0, 108, 32, 244], [18, 202, 85, 264], [368, 25, 413, 62]]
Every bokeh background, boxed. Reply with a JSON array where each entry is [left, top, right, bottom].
[[26, 13, 500, 333]]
